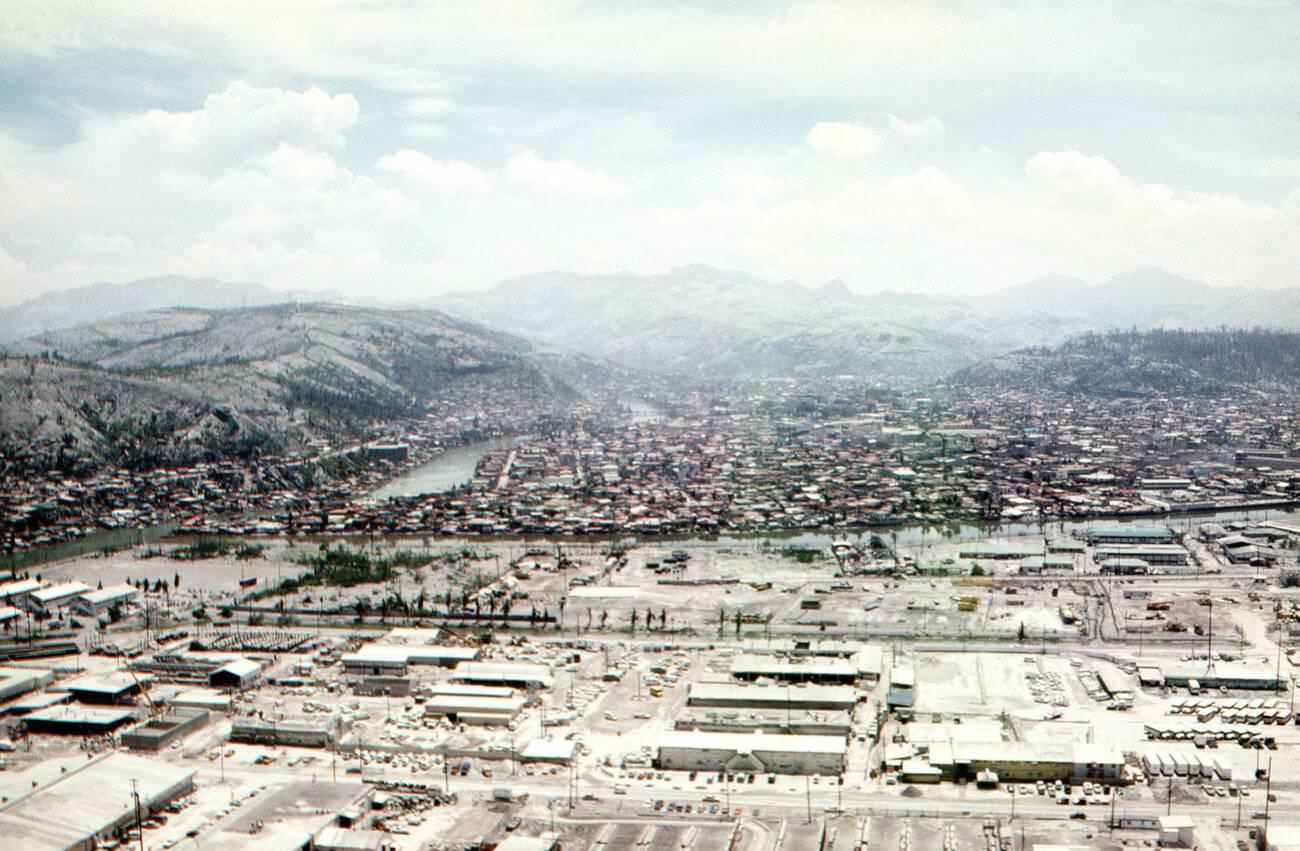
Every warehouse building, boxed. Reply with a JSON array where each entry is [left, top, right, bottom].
[[0, 753, 195, 851], [54, 671, 153, 705], [24, 705, 137, 735], [675, 709, 853, 737], [354, 676, 412, 697], [741, 638, 864, 657], [0, 578, 42, 607], [0, 605, 22, 628], [1094, 545, 1188, 566], [231, 717, 335, 748], [72, 583, 139, 617], [919, 741, 1126, 784], [341, 643, 480, 676], [341, 647, 410, 677], [0, 665, 53, 702], [1085, 526, 1180, 545], [656, 730, 846, 776], [121, 709, 210, 751], [687, 682, 858, 711], [450, 662, 552, 689], [1156, 662, 1284, 691], [423, 689, 525, 725], [26, 581, 93, 615], [729, 654, 857, 685], [208, 657, 264, 691]]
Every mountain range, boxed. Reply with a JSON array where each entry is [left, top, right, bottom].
[[437, 265, 1300, 385]]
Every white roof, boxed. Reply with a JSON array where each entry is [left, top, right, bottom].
[[213, 658, 262, 678], [30, 582, 92, 603], [77, 583, 138, 605], [688, 682, 857, 705], [0, 579, 41, 599], [0, 754, 193, 851], [520, 739, 577, 761], [659, 730, 847, 755], [452, 662, 552, 686]]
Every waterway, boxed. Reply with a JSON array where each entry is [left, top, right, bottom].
[[371, 436, 527, 499]]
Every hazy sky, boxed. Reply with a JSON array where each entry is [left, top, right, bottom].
[[1, 1, 1299, 304]]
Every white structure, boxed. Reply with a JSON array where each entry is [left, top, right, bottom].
[[656, 731, 846, 776], [0, 753, 194, 851], [451, 662, 552, 689], [73, 584, 139, 616], [26, 582, 92, 615]]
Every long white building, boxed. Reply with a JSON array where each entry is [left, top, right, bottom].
[[656, 730, 846, 776]]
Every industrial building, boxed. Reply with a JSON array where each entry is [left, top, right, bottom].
[[0, 753, 195, 851], [55, 671, 153, 705], [915, 741, 1126, 784], [422, 687, 525, 725], [675, 709, 853, 737], [1156, 662, 1285, 691], [71, 583, 139, 616], [341, 647, 410, 677], [450, 661, 553, 689], [728, 654, 857, 685], [655, 730, 847, 775], [231, 717, 336, 748], [24, 705, 138, 735], [686, 682, 858, 711], [0, 665, 53, 702], [121, 709, 210, 751], [1093, 545, 1188, 566], [26, 581, 93, 615], [1085, 526, 1180, 545], [208, 657, 264, 690], [740, 638, 865, 657], [0, 578, 42, 607], [354, 675, 412, 697], [341, 643, 480, 677]]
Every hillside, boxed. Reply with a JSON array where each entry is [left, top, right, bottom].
[[951, 328, 1300, 396], [0, 275, 336, 343], [0, 303, 616, 473]]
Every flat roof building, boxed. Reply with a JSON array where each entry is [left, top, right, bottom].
[[729, 654, 857, 685], [687, 682, 858, 711], [26, 581, 92, 613], [656, 730, 847, 776], [72, 583, 139, 616], [0, 753, 195, 851], [1085, 526, 1179, 545], [450, 662, 553, 689]]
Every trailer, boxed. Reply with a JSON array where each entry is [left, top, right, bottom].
[[1213, 758, 1232, 781]]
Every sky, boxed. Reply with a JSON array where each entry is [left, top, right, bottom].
[[1, 1, 1299, 305]]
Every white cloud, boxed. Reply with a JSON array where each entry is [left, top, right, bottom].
[[505, 151, 623, 199], [376, 149, 492, 192], [401, 97, 456, 119], [806, 122, 881, 158], [884, 113, 945, 138]]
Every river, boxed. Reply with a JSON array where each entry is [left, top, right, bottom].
[[371, 436, 526, 499]]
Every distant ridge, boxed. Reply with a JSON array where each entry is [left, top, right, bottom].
[[437, 264, 1300, 383], [0, 275, 337, 343]]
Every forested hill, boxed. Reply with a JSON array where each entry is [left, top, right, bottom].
[[0, 303, 621, 473], [951, 328, 1300, 396]]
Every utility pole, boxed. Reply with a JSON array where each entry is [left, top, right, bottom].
[[805, 775, 812, 824], [131, 779, 145, 851], [1167, 776, 1173, 816], [1264, 756, 1274, 827]]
